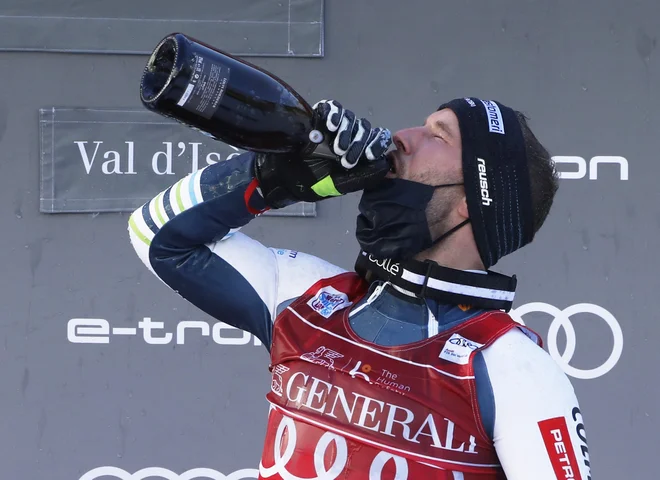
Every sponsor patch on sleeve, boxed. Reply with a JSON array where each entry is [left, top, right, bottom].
[[439, 333, 484, 365], [307, 286, 353, 318], [538, 417, 583, 480]]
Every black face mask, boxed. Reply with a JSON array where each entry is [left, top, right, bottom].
[[355, 178, 468, 261]]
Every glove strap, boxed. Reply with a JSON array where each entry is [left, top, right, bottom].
[[244, 177, 270, 215]]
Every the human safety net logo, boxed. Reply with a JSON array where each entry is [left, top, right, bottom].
[[67, 302, 622, 380]]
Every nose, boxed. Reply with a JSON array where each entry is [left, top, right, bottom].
[[392, 127, 423, 156]]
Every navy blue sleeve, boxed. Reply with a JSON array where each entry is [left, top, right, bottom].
[[128, 152, 275, 348]]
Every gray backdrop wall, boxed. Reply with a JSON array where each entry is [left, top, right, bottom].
[[0, 1, 657, 478]]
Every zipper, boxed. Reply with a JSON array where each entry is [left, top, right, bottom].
[[348, 282, 388, 317]]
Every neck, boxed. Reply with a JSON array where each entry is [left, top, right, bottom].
[[414, 227, 485, 271]]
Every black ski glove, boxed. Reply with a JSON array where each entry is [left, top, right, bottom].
[[254, 100, 393, 209]]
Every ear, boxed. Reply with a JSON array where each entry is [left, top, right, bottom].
[[457, 196, 469, 219]]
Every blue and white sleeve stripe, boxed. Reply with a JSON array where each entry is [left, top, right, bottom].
[[128, 163, 207, 248]]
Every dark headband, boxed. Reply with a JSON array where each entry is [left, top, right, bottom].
[[437, 97, 534, 268]]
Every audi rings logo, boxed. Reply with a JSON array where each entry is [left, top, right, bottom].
[[79, 466, 258, 480], [509, 303, 623, 380], [259, 414, 409, 480]]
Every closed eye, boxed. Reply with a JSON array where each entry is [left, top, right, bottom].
[[423, 119, 455, 143]]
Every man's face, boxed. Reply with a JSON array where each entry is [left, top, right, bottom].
[[387, 108, 463, 186], [386, 108, 465, 236]]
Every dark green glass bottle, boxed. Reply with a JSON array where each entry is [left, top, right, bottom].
[[139, 33, 331, 158]]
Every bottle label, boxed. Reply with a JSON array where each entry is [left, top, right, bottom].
[[177, 53, 231, 120]]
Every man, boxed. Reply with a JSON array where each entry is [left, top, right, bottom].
[[128, 98, 592, 479]]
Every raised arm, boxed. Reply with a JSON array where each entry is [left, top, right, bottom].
[[128, 151, 346, 349], [127, 100, 393, 350]]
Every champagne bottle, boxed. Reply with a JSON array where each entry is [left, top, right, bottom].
[[139, 33, 333, 158]]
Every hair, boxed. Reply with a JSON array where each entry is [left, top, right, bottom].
[[515, 111, 560, 235]]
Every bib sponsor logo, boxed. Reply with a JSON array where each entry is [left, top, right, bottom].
[[307, 286, 353, 318], [348, 360, 412, 392], [260, 413, 410, 480], [300, 346, 344, 368], [271, 365, 290, 397], [439, 333, 484, 365], [538, 417, 583, 480], [276, 367, 478, 455]]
